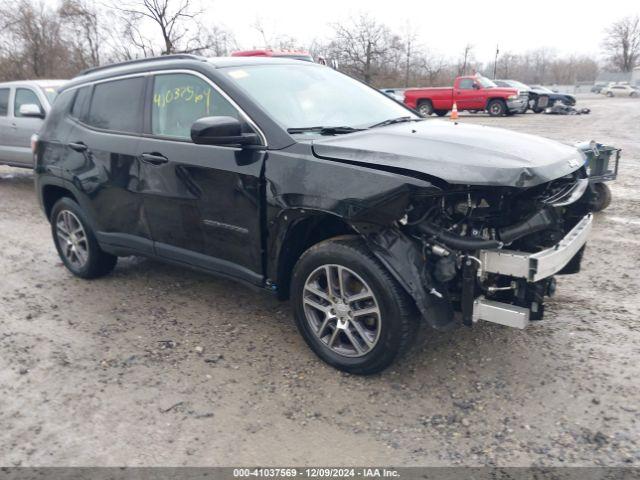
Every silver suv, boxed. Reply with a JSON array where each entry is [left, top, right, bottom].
[[0, 80, 66, 168]]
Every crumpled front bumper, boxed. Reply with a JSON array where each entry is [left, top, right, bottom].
[[507, 95, 529, 113], [473, 213, 593, 328]]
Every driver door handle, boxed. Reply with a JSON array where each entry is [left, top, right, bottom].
[[68, 141, 87, 152], [140, 152, 169, 165]]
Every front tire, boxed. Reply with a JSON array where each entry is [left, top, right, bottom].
[[591, 183, 612, 212], [50, 197, 117, 279], [291, 237, 418, 375], [487, 99, 507, 116]]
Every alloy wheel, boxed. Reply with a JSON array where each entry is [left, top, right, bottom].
[[302, 264, 381, 358], [418, 104, 432, 117], [55, 210, 89, 269]]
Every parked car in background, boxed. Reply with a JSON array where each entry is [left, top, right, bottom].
[[231, 49, 314, 62], [0, 79, 66, 168], [34, 55, 598, 374], [380, 88, 405, 102], [601, 84, 639, 98], [591, 83, 607, 94], [528, 85, 576, 113], [404, 75, 528, 117]]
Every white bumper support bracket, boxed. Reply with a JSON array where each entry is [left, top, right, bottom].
[[473, 213, 593, 329], [473, 297, 530, 329], [478, 213, 593, 282]]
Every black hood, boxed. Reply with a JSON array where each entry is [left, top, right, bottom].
[[311, 120, 585, 188]]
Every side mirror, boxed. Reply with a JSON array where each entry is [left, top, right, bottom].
[[19, 103, 44, 118], [473, 83, 481, 90], [190, 116, 260, 147]]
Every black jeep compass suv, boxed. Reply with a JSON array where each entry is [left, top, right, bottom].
[[35, 55, 596, 374]]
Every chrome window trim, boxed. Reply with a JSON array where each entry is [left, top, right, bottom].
[[62, 69, 267, 147]]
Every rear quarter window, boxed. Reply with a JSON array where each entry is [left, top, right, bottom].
[[70, 85, 92, 121], [38, 89, 76, 141], [86, 77, 145, 133]]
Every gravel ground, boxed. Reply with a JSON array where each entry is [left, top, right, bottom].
[[0, 94, 638, 467]]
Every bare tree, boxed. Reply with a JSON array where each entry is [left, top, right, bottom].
[[530, 47, 556, 83], [58, 0, 102, 68], [494, 52, 519, 79], [0, 0, 68, 79], [110, 0, 214, 56], [457, 43, 474, 75], [201, 25, 237, 56], [416, 51, 450, 86], [251, 19, 298, 50], [330, 14, 393, 84], [603, 15, 640, 72], [401, 24, 418, 87]]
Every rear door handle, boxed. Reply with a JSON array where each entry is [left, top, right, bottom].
[[68, 142, 87, 152], [140, 152, 169, 165]]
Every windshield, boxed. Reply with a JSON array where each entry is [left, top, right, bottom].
[[476, 77, 497, 88], [506, 80, 529, 90], [223, 64, 416, 130], [533, 85, 553, 93], [39, 85, 59, 104]]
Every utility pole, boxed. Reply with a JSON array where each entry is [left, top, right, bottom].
[[493, 44, 499, 79], [405, 36, 411, 88]]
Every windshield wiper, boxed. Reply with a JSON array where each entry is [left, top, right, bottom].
[[368, 116, 421, 129], [287, 126, 365, 135]]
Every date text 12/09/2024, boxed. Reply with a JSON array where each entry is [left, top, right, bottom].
[[233, 468, 400, 478]]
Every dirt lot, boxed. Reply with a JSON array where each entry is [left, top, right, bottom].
[[1, 94, 639, 467]]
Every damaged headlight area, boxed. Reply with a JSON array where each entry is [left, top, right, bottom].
[[366, 169, 594, 331]]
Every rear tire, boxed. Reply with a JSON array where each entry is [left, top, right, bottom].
[[592, 183, 612, 212], [291, 237, 418, 375], [417, 100, 433, 117], [50, 197, 117, 279], [434, 109, 449, 117], [487, 99, 507, 117]]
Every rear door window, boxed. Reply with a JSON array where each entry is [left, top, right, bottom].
[[151, 73, 239, 139], [86, 77, 145, 133], [0, 88, 9, 116]]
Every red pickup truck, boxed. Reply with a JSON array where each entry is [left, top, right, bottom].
[[231, 49, 314, 62], [404, 76, 529, 117]]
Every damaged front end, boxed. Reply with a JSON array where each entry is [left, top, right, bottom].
[[365, 167, 594, 331]]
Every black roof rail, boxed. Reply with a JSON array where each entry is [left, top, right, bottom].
[[78, 54, 207, 76]]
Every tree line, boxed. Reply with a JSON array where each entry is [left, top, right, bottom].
[[0, 0, 638, 87]]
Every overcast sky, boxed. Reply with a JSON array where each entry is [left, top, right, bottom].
[[39, 0, 639, 62], [207, 0, 638, 62]]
